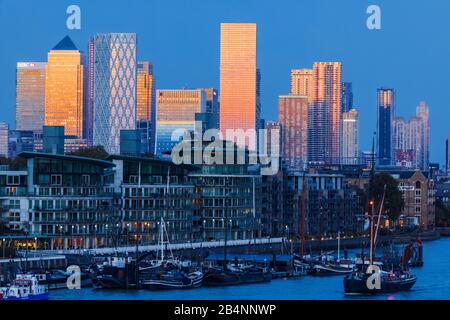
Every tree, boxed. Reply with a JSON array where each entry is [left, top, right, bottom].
[[368, 172, 404, 221], [67, 145, 109, 160], [435, 199, 450, 227]]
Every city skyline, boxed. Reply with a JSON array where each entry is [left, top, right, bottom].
[[0, 0, 449, 164]]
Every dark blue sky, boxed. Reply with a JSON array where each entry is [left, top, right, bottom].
[[1, 0, 449, 164]]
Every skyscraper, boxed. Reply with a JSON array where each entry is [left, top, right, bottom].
[[416, 101, 430, 170], [136, 61, 155, 121], [219, 23, 258, 151], [341, 82, 353, 114], [278, 95, 308, 171], [309, 62, 342, 164], [392, 102, 430, 170], [45, 36, 84, 138], [156, 89, 206, 155], [342, 109, 359, 165], [377, 88, 395, 166], [92, 33, 137, 154], [290, 69, 314, 101], [0, 123, 9, 158], [15, 62, 46, 132], [196, 88, 219, 129]]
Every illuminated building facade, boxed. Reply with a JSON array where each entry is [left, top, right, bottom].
[[44, 36, 84, 138], [155, 89, 206, 155], [15, 62, 46, 132], [92, 33, 137, 155], [290, 69, 314, 102], [219, 23, 258, 151], [342, 109, 359, 165], [278, 95, 308, 171], [377, 88, 395, 166]]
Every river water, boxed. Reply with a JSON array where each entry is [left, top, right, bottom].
[[50, 237, 450, 300]]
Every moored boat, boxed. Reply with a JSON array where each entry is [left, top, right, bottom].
[[0, 274, 48, 300]]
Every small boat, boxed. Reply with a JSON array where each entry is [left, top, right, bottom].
[[309, 263, 353, 276], [38, 269, 93, 290], [0, 274, 48, 300], [203, 264, 272, 287], [344, 270, 416, 295], [140, 270, 203, 290], [93, 256, 138, 289], [343, 187, 417, 295]]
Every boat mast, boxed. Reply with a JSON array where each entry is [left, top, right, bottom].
[[369, 132, 377, 266], [337, 231, 340, 262], [300, 174, 306, 259]]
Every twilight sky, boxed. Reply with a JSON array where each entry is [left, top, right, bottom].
[[0, 0, 449, 165]]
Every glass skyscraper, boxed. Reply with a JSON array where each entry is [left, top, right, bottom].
[[219, 23, 258, 151], [377, 88, 395, 166], [92, 33, 137, 155], [15, 62, 46, 132], [156, 89, 206, 155], [45, 36, 84, 138]]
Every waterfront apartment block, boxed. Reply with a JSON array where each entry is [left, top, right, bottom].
[[20, 152, 119, 250], [109, 155, 200, 244]]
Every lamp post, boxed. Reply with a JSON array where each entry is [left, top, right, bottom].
[[2, 238, 5, 258]]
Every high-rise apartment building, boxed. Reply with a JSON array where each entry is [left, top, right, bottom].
[[278, 95, 308, 171], [219, 23, 258, 151], [44, 36, 84, 138], [308, 62, 342, 164], [342, 109, 359, 165], [91, 33, 137, 154], [290, 69, 314, 102], [156, 89, 206, 155], [392, 102, 430, 170], [341, 82, 353, 114], [416, 101, 430, 170], [15, 62, 46, 132], [377, 88, 395, 166], [136, 61, 155, 121]]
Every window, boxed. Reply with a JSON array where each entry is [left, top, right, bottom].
[[7, 175, 20, 185], [81, 175, 90, 185], [51, 175, 62, 185], [129, 175, 139, 184]]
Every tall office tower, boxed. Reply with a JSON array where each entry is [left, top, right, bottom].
[[278, 95, 308, 171], [136, 61, 156, 152], [310, 62, 342, 164], [341, 109, 359, 165], [0, 123, 9, 158], [341, 82, 353, 114], [219, 23, 258, 151], [45, 36, 84, 138], [136, 61, 155, 120], [156, 89, 206, 155], [416, 101, 430, 170], [377, 88, 395, 166], [290, 69, 314, 102], [15, 62, 46, 132], [92, 33, 137, 154]]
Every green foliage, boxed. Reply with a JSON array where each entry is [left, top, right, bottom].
[[67, 145, 109, 160], [435, 199, 450, 227], [368, 172, 404, 221]]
